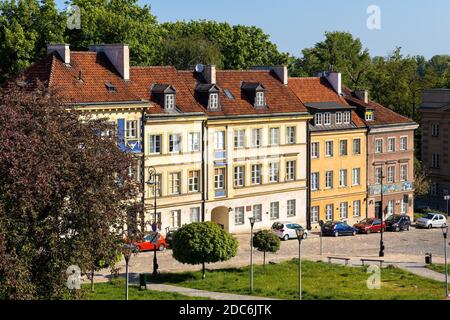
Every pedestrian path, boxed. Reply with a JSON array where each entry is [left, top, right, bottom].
[[146, 283, 278, 300], [395, 263, 446, 282]]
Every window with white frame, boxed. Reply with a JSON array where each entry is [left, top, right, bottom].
[[188, 170, 200, 192], [209, 93, 219, 110], [270, 202, 279, 220], [339, 169, 347, 187], [400, 164, 408, 181], [253, 204, 262, 222], [190, 207, 201, 223], [188, 132, 200, 152], [286, 161, 296, 181], [340, 202, 348, 219], [169, 134, 181, 153], [353, 200, 361, 217], [214, 131, 225, 150], [336, 112, 343, 124], [311, 206, 319, 224], [325, 171, 333, 189], [165, 94, 175, 110], [353, 139, 361, 155], [287, 200, 296, 217], [234, 130, 245, 148], [286, 126, 296, 144], [251, 164, 262, 184], [149, 135, 162, 154], [388, 138, 396, 152], [326, 204, 334, 221], [125, 120, 138, 139], [234, 166, 245, 187], [431, 123, 440, 137], [432, 154, 440, 168], [214, 168, 226, 190], [269, 162, 279, 183], [375, 167, 382, 184], [387, 200, 394, 215], [339, 140, 348, 156], [343, 111, 351, 124], [352, 168, 361, 186], [252, 128, 262, 148], [311, 142, 319, 158], [171, 210, 181, 228], [315, 113, 323, 125], [169, 172, 181, 195], [255, 91, 265, 107], [400, 136, 408, 151], [375, 139, 383, 153], [387, 166, 395, 183], [311, 172, 319, 191], [269, 128, 280, 145], [325, 141, 334, 157], [401, 195, 408, 214], [234, 207, 245, 225], [324, 112, 331, 125], [365, 110, 374, 121]]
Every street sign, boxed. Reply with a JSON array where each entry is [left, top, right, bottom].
[[146, 231, 160, 245]]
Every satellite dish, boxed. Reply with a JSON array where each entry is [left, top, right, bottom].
[[195, 64, 205, 73]]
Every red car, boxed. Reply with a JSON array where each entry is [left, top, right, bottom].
[[353, 218, 386, 234], [134, 234, 167, 252]]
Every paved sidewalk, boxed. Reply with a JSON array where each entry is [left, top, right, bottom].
[[146, 283, 278, 300], [395, 263, 446, 282]]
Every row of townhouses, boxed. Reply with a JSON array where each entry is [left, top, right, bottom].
[[19, 44, 418, 234]]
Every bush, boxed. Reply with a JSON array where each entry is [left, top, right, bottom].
[[172, 222, 238, 279]]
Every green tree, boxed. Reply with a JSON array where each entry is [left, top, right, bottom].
[[414, 158, 430, 197], [252, 230, 280, 266], [157, 35, 224, 70], [0, 81, 141, 299], [172, 222, 238, 279], [292, 31, 371, 89]]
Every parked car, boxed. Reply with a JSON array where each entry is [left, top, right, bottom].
[[321, 221, 357, 237], [134, 234, 167, 252], [386, 215, 411, 232], [416, 213, 448, 229], [353, 218, 386, 234], [271, 222, 308, 241]]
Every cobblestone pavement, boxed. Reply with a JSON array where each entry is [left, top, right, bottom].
[[92, 225, 450, 283]]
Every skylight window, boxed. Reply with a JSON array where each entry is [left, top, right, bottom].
[[224, 89, 235, 100], [105, 83, 117, 92]]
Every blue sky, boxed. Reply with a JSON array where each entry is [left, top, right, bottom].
[[57, 0, 450, 59]]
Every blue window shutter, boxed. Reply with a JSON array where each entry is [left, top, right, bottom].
[[117, 118, 126, 151]]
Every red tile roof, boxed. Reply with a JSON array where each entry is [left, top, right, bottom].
[[342, 87, 415, 127]]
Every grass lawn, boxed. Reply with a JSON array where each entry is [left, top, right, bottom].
[[82, 278, 208, 300], [426, 264, 447, 274], [148, 259, 444, 300]]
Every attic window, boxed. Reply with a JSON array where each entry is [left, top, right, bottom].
[[209, 93, 219, 110], [255, 91, 265, 107], [165, 94, 176, 110], [224, 89, 235, 100], [365, 110, 374, 121], [106, 83, 117, 92]]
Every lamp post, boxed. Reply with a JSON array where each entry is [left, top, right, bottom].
[[146, 166, 159, 276], [377, 166, 385, 258], [249, 217, 256, 294], [295, 228, 305, 300], [442, 225, 449, 298], [122, 243, 138, 300]]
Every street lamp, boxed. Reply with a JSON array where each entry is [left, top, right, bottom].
[[122, 243, 138, 300], [376, 166, 385, 257], [249, 217, 256, 294], [295, 228, 305, 301], [146, 166, 160, 276], [442, 225, 449, 298]]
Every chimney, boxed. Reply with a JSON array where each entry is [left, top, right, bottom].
[[324, 71, 342, 95], [354, 90, 369, 104], [89, 44, 130, 81], [202, 65, 216, 84], [47, 44, 70, 64], [251, 66, 288, 85]]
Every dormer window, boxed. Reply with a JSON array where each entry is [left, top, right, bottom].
[[195, 84, 221, 111], [255, 91, 265, 107], [365, 110, 374, 121], [343, 111, 351, 124], [209, 93, 219, 110], [314, 113, 323, 125], [165, 94, 175, 110], [241, 82, 266, 108]]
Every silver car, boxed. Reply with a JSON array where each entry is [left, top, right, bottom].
[[271, 221, 308, 241], [416, 213, 448, 229]]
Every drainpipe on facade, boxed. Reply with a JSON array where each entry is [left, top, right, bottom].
[[201, 120, 207, 222], [366, 129, 369, 219], [141, 108, 146, 227], [306, 123, 312, 231]]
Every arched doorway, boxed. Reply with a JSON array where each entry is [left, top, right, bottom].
[[211, 206, 230, 232]]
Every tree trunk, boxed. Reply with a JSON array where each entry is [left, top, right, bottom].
[[90, 269, 95, 292], [263, 251, 266, 267], [202, 262, 206, 280]]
